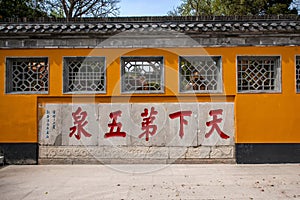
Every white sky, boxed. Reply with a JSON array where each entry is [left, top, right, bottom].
[[119, 0, 182, 16]]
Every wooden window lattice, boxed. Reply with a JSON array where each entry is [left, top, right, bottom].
[[179, 56, 222, 93], [6, 57, 49, 94], [237, 56, 281, 92], [63, 57, 106, 93], [121, 57, 164, 93]]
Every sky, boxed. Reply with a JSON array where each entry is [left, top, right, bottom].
[[119, 0, 182, 16]]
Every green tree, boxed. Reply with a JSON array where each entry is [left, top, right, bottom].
[[41, 0, 120, 19], [168, 0, 298, 16], [0, 0, 47, 18], [168, 0, 227, 16], [0, 0, 120, 20]]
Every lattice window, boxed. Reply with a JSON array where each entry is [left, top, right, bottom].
[[63, 57, 106, 93], [6, 57, 49, 94], [237, 56, 281, 92], [179, 56, 222, 93], [121, 57, 164, 93], [296, 56, 300, 93]]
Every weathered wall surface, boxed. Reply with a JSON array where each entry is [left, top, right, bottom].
[[38, 103, 234, 163], [1, 17, 300, 164]]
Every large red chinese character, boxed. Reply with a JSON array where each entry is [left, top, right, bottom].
[[69, 107, 92, 140], [205, 109, 229, 139], [139, 107, 158, 141], [169, 111, 192, 138], [104, 110, 126, 138]]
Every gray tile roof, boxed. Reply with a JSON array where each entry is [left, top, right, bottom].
[[1, 16, 300, 35], [1, 16, 300, 48]]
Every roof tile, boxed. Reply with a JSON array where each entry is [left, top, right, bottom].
[[0, 17, 299, 36]]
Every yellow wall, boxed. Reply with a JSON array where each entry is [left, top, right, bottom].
[[0, 47, 300, 143]]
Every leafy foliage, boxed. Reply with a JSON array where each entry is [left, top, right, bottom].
[[0, 0, 47, 18], [41, 0, 120, 19], [168, 0, 298, 16], [0, 0, 120, 19]]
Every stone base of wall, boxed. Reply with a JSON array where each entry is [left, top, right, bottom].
[[236, 143, 300, 164], [0, 143, 37, 164], [39, 158, 235, 164], [39, 146, 235, 164]]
